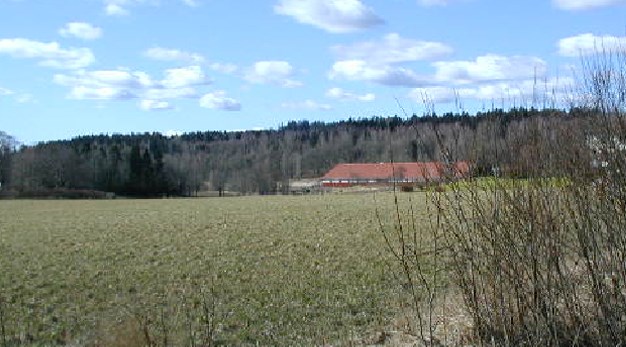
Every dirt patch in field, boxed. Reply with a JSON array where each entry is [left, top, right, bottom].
[[354, 289, 474, 347]]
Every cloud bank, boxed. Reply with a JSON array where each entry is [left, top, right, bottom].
[[274, 0, 383, 33], [0, 38, 95, 69]]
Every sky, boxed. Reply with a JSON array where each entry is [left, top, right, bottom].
[[1, 0, 625, 144]]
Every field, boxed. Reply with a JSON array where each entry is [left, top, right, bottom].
[[0, 193, 426, 346]]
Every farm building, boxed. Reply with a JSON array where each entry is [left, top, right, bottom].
[[321, 161, 470, 188], [287, 179, 322, 194]]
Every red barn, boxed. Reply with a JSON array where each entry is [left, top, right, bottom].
[[321, 161, 470, 187]]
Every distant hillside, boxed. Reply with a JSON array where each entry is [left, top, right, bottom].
[[0, 107, 592, 197]]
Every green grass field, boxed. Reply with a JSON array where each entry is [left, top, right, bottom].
[[0, 193, 427, 346]]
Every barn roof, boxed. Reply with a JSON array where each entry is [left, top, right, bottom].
[[322, 162, 469, 181]]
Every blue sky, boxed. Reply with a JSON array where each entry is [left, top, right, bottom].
[[1, 0, 625, 144]]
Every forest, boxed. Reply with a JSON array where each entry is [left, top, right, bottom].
[[0, 107, 597, 197]]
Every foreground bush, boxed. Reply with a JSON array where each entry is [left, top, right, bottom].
[[439, 50, 626, 346], [440, 174, 625, 346], [379, 49, 626, 346]]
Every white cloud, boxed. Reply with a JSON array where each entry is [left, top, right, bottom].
[[0, 87, 14, 96], [54, 67, 207, 94], [433, 54, 547, 85], [54, 70, 141, 100], [558, 33, 626, 57], [330, 54, 548, 89], [281, 99, 332, 110], [332, 33, 452, 64], [329, 60, 429, 87], [91, 70, 153, 88], [199, 91, 241, 111], [328, 33, 453, 88], [417, 0, 464, 6], [245, 61, 302, 88], [0, 38, 95, 70], [410, 85, 523, 104], [54, 67, 205, 104], [54, 69, 154, 90], [139, 99, 172, 111], [408, 86, 459, 104], [409, 77, 575, 104], [59, 22, 103, 40], [209, 62, 238, 74], [161, 65, 210, 89], [68, 85, 135, 100], [103, 0, 144, 16], [144, 47, 237, 74], [326, 87, 375, 101], [144, 87, 197, 100], [104, 0, 201, 15], [0, 87, 34, 103], [274, 0, 383, 33], [105, 3, 129, 15], [144, 47, 205, 64], [553, 0, 625, 10]]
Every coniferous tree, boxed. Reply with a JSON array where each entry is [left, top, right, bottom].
[[0, 131, 17, 190]]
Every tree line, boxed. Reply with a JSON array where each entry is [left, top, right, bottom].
[[0, 107, 595, 197]]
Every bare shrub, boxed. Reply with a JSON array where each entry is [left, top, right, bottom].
[[376, 186, 447, 346], [437, 49, 626, 346]]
